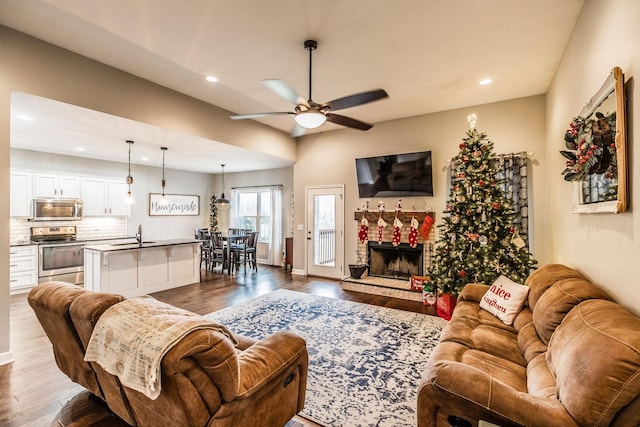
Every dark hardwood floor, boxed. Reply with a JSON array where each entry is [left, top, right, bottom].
[[0, 266, 434, 426]]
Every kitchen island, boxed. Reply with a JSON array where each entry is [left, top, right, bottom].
[[84, 239, 200, 297]]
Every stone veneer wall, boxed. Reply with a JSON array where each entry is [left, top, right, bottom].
[[353, 211, 436, 276]]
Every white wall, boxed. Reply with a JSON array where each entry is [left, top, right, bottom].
[[294, 95, 547, 275], [11, 148, 211, 239], [545, 0, 640, 314]]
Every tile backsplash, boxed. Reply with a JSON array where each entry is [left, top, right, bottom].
[[10, 217, 128, 244]]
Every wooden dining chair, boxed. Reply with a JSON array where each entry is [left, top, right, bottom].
[[233, 231, 259, 273], [210, 231, 227, 272], [194, 228, 213, 271]]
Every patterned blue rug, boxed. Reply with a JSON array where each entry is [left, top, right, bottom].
[[206, 290, 446, 427]]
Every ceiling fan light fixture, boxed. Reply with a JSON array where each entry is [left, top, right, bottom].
[[295, 111, 326, 129]]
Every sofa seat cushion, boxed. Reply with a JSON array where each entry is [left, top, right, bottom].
[[547, 299, 640, 426], [442, 300, 526, 368]]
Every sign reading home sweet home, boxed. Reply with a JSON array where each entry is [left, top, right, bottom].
[[149, 193, 200, 216]]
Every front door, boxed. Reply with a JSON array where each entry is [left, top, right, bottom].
[[306, 185, 344, 278]]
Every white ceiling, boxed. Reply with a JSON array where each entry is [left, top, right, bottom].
[[1, 0, 584, 173]]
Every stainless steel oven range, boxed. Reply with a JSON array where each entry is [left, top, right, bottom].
[[31, 226, 84, 285]]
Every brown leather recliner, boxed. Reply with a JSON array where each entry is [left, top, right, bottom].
[[28, 282, 308, 427]]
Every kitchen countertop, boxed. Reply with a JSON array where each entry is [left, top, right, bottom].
[[84, 238, 200, 252]]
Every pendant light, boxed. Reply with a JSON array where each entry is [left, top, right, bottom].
[[125, 140, 135, 205], [216, 164, 231, 209], [159, 147, 168, 206]]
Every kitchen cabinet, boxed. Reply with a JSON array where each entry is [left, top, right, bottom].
[[34, 173, 80, 198], [10, 245, 38, 294], [10, 170, 32, 217], [84, 240, 199, 297], [80, 178, 129, 216]]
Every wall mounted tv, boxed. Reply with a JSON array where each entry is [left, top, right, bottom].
[[355, 151, 434, 198]]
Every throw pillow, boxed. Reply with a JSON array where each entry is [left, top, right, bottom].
[[479, 275, 529, 325]]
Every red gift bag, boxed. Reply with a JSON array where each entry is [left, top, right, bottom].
[[436, 293, 457, 320]]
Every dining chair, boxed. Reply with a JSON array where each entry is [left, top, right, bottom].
[[233, 231, 259, 273], [210, 231, 227, 272], [194, 228, 213, 271]]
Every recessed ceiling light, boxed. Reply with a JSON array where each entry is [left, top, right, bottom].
[[75, 147, 86, 152], [140, 156, 149, 161], [479, 78, 493, 86], [16, 114, 34, 121], [205, 75, 218, 83]]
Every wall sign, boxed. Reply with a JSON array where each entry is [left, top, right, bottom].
[[148, 193, 200, 216]]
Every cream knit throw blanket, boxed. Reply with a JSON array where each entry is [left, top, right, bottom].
[[85, 296, 238, 400]]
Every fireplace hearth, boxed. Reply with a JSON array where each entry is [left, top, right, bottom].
[[368, 242, 423, 280]]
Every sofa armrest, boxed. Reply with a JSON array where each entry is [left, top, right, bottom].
[[236, 331, 307, 398], [420, 359, 578, 427], [458, 283, 490, 303]]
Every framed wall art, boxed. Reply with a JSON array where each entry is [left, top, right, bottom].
[[148, 193, 200, 216]]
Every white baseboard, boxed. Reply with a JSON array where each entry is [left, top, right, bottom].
[[291, 268, 306, 276], [0, 351, 15, 366]]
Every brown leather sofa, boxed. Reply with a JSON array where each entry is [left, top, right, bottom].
[[418, 264, 640, 427], [28, 282, 308, 427]]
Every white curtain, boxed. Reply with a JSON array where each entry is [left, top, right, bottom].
[[269, 186, 283, 266]]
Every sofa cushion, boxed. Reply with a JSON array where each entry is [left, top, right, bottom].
[[532, 275, 612, 345], [479, 275, 529, 325], [547, 299, 640, 426]]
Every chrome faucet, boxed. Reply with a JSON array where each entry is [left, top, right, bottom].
[[136, 224, 142, 247]]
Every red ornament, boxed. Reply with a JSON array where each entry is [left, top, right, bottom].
[[459, 143, 465, 150], [492, 202, 500, 209], [458, 270, 467, 278], [509, 227, 515, 233], [478, 180, 485, 186]]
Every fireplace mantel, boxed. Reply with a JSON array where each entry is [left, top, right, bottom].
[[353, 211, 435, 223]]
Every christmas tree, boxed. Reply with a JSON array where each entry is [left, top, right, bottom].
[[426, 127, 536, 295]]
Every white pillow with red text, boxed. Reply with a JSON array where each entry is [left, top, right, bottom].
[[479, 275, 529, 325]]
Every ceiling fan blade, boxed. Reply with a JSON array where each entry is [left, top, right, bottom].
[[325, 113, 373, 131], [323, 89, 389, 112], [230, 111, 293, 120], [290, 123, 307, 138], [262, 79, 306, 105]]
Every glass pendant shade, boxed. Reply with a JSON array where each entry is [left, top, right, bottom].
[[216, 163, 231, 209], [294, 111, 326, 129]]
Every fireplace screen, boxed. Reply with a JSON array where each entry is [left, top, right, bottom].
[[368, 242, 423, 279]]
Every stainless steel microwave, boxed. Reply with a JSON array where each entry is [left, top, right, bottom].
[[32, 198, 83, 221]]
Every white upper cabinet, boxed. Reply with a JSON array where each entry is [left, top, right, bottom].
[[10, 170, 32, 217], [81, 177, 129, 216], [34, 173, 80, 198]]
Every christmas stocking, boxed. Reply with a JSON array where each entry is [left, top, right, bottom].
[[377, 216, 387, 244], [358, 215, 369, 244], [392, 217, 403, 246], [420, 214, 434, 239], [408, 216, 419, 248]]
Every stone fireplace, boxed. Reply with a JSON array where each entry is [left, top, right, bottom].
[[368, 241, 423, 279]]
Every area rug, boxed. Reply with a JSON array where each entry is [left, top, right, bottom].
[[206, 289, 447, 427]]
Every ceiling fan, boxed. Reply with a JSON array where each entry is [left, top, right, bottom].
[[230, 39, 389, 137]]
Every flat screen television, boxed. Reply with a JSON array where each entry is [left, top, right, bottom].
[[355, 151, 433, 198]]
